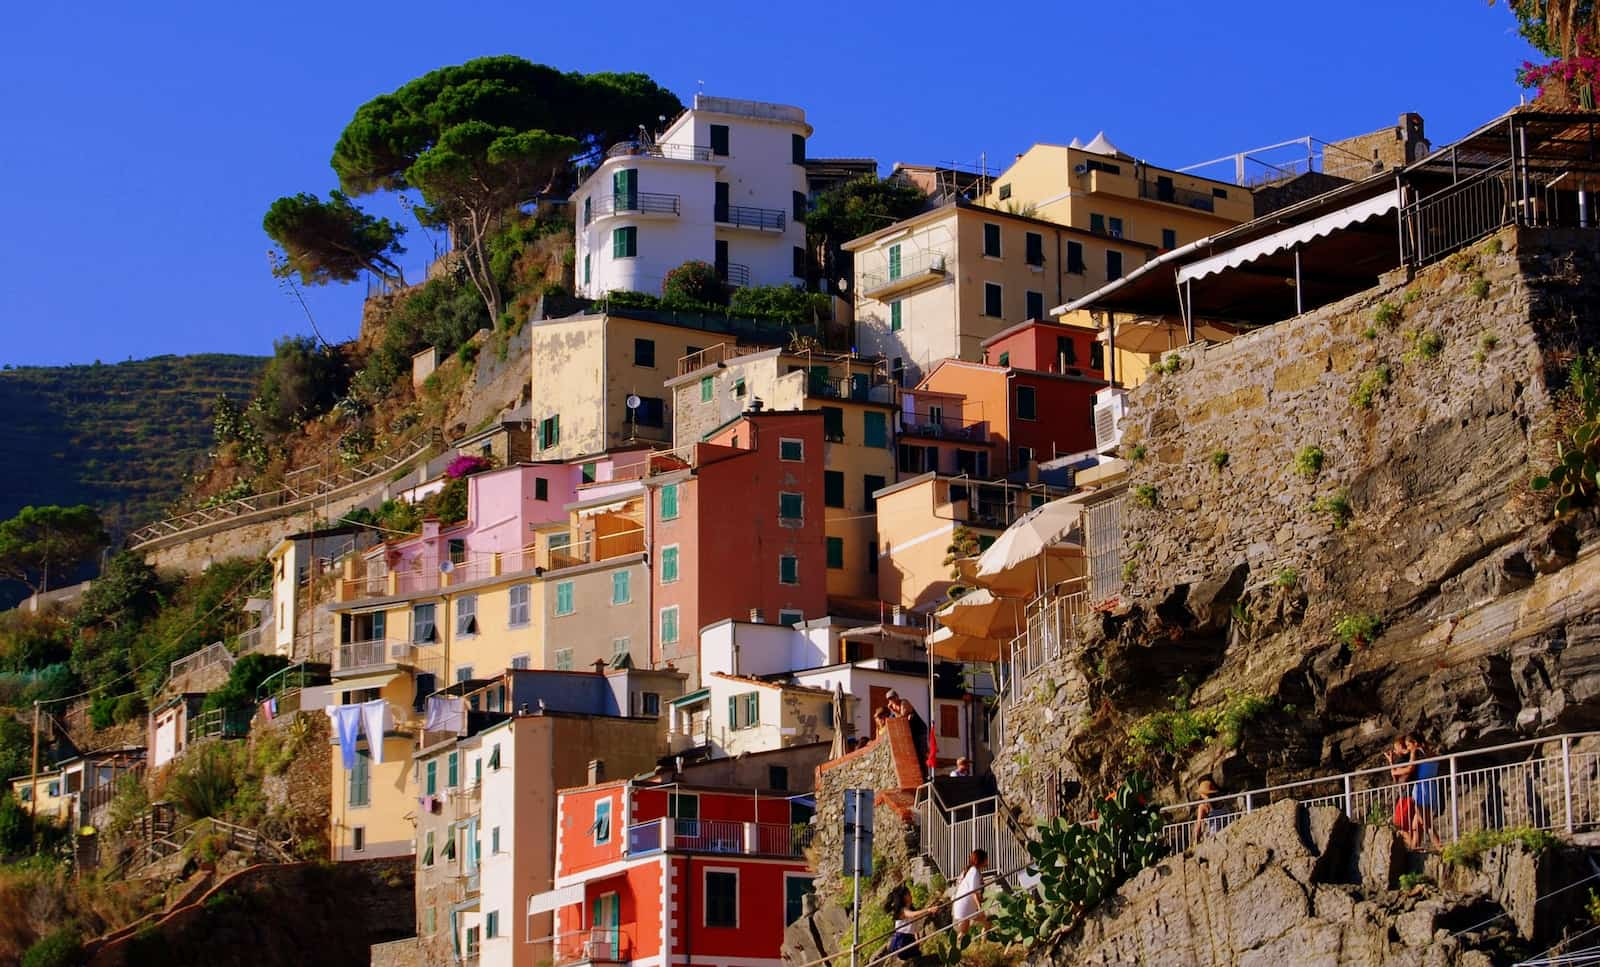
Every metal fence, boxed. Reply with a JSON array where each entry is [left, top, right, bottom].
[[916, 787, 1029, 882], [552, 928, 629, 965], [164, 642, 235, 690], [1001, 586, 1090, 709], [590, 191, 682, 218], [337, 638, 394, 671], [861, 249, 949, 296], [1160, 732, 1600, 855], [715, 203, 785, 231], [1084, 494, 1126, 604], [1400, 158, 1516, 267], [625, 818, 801, 857]]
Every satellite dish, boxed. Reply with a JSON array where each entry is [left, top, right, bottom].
[[626, 394, 642, 410], [439, 560, 455, 574]]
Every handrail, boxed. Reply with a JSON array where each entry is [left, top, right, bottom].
[[589, 191, 682, 218], [861, 249, 949, 295], [715, 203, 786, 231]]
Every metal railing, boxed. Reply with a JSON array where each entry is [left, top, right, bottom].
[[625, 818, 801, 857], [255, 661, 320, 704], [1138, 178, 1217, 213], [806, 373, 894, 404], [606, 141, 713, 162], [186, 707, 252, 744], [1085, 494, 1126, 604], [715, 203, 785, 231], [916, 787, 1030, 882], [337, 638, 396, 671], [861, 249, 949, 296], [719, 261, 751, 288], [1002, 587, 1090, 708], [1400, 158, 1516, 267], [164, 642, 235, 692], [590, 192, 682, 218], [676, 341, 767, 376], [897, 410, 987, 442], [1160, 732, 1600, 855], [553, 928, 629, 965]]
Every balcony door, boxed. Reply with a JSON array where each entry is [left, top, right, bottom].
[[592, 893, 620, 960], [613, 169, 637, 210], [715, 239, 729, 279], [715, 182, 730, 222]]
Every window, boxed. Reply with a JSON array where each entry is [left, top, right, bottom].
[[660, 605, 680, 645], [887, 243, 902, 280], [582, 197, 591, 226], [491, 826, 501, 854], [998, 351, 1010, 367], [779, 492, 804, 521], [465, 927, 480, 957], [1066, 240, 1085, 274], [863, 410, 889, 448], [455, 665, 474, 683], [611, 570, 630, 605], [1162, 228, 1177, 250], [612, 226, 637, 258], [641, 692, 661, 715], [940, 703, 960, 738], [1017, 445, 1035, 465], [710, 124, 730, 156], [1106, 250, 1124, 280], [509, 584, 530, 626], [700, 375, 714, 402], [1016, 385, 1038, 420], [821, 406, 844, 441], [555, 648, 574, 670], [633, 338, 655, 367], [661, 544, 680, 583], [785, 876, 816, 927], [1026, 290, 1044, 320], [1108, 216, 1124, 238], [983, 283, 1002, 317], [1025, 232, 1045, 266], [1213, 186, 1230, 199], [1087, 158, 1121, 175], [489, 744, 501, 770], [448, 751, 459, 788], [1089, 213, 1105, 235], [424, 759, 437, 796], [1058, 336, 1078, 367], [538, 415, 559, 450], [779, 438, 804, 462], [705, 871, 738, 927], [889, 300, 902, 332], [824, 471, 845, 508], [1090, 341, 1105, 370], [613, 168, 637, 209], [412, 603, 437, 643], [350, 750, 371, 807], [594, 800, 612, 844], [422, 831, 435, 868], [864, 474, 886, 511], [555, 581, 575, 616], [982, 223, 1001, 258], [793, 246, 806, 279], [670, 792, 699, 834], [612, 636, 630, 660], [729, 691, 761, 729], [779, 554, 799, 584], [998, 183, 1012, 200], [779, 609, 803, 625], [793, 190, 807, 223], [447, 538, 466, 565], [456, 595, 477, 636], [485, 911, 499, 940], [733, 377, 746, 397], [769, 765, 790, 790], [826, 537, 844, 569], [352, 826, 366, 852], [631, 396, 665, 427], [660, 482, 680, 519], [792, 133, 806, 164], [511, 653, 530, 670]]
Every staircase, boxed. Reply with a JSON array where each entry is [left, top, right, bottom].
[[110, 804, 294, 879]]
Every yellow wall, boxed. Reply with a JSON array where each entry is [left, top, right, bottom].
[[330, 731, 418, 861], [11, 773, 68, 823], [873, 478, 959, 610]]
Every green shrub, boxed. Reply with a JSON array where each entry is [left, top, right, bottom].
[[1402, 287, 1422, 305], [662, 260, 728, 307], [1406, 331, 1443, 362], [89, 693, 117, 730], [1313, 489, 1353, 528], [0, 789, 33, 853], [1362, 326, 1378, 340], [1372, 300, 1400, 328], [1128, 444, 1147, 462], [21, 927, 83, 967], [1133, 485, 1158, 509], [1480, 332, 1499, 353], [1531, 351, 1600, 515], [1120, 559, 1137, 583], [168, 743, 239, 820], [1332, 612, 1382, 649], [203, 652, 289, 716], [1441, 827, 1559, 867], [1470, 276, 1491, 300], [113, 692, 146, 724], [1153, 354, 1183, 376], [1292, 445, 1324, 479], [727, 285, 831, 326], [1398, 872, 1432, 890], [1352, 365, 1392, 409], [1209, 450, 1229, 471], [1481, 236, 1504, 256], [1128, 690, 1271, 757], [1273, 567, 1298, 589]]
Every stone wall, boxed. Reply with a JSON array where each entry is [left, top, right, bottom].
[[811, 717, 923, 887]]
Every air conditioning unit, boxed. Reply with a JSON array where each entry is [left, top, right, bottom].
[[1093, 387, 1129, 454], [930, 253, 947, 272], [389, 642, 415, 662]]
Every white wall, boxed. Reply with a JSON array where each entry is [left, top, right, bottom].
[[271, 543, 296, 655], [478, 722, 516, 967], [854, 220, 961, 385], [699, 620, 831, 680], [575, 158, 716, 298]]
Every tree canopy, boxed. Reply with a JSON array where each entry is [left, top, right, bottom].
[[263, 191, 408, 286], [0, 505, 107, 596], [805, 175, 930, 292]]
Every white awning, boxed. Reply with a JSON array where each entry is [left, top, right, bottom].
[[527, 882, 584, 915], [1176, 189, 1399, 285], [327, 671, 403, 693], [577, 500, 629, 519]]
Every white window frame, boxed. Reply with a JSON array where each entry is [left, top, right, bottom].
[[555, 648, 574, 671], [661, 543, 681, 584], [351, 826, 366, 853], [779, 554, 800, 585], [612, 637, 631, 660], [412, 602, 437, 644], [778, 437, 805, 462]]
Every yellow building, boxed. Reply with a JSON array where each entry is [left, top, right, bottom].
[[844, 201, 1154, 386], [10, 771, 67, 823], [527, 308, 795, 462], [977, 137, 1254, 251], [665, 346, 897, 601]]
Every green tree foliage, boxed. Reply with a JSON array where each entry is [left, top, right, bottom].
[[0, 716, 32, 793], [662, 261, 728, 307], [167, 743, 238, 820], [354, 273, 490, 404], [0, 612, 72, 674], [74, 552, 163, 634], [0, 789, 33, 855], [1533, 351, 1600, 513], [806, 175, 929, 290], [254, 336, 351, 436], [0, 505, 107, 596], [19, 925, 81, 967], [990, 774, 1167, 948], [727, 285, 831, 327], [263, 191, 408, 287], [202, 653, 290, 715], [325, 57, 680, 321]]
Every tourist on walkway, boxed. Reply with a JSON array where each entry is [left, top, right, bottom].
[[949, 756, 973, 778], [1387, 733, 1441, 850], [882, 883, 930, 961], [952, 848, 991, 935], [1192, 777, 1225, 844]]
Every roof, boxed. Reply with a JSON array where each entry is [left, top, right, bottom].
[[706, 672, 835, 696], [841, 198, 1160, 253], [979, 316, 1099, 347]]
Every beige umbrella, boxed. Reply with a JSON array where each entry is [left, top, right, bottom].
[[926, 625, 1002, 663], [936, 588, 1022, 639], [1097, 317, 1237, 354], [973, 497, 1087, 598]]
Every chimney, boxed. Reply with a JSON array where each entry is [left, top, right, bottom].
[[750, 608, 766, 623], [592, 659, 608, 675], [588, 759, 605, 784]]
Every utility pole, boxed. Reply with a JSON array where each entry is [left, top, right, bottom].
[[30, 701, 41, 848]]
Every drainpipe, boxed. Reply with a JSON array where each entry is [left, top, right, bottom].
[[1054, 229, 1063, 307]]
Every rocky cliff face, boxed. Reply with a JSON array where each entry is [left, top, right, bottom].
[[994, 227, 1600, 817]]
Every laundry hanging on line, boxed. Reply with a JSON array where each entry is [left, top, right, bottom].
[[324, 700, 396, 770]]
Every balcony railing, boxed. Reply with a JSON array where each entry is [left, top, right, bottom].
[[626, 818, 801, 857], [861, 249, 949, 298], [1002, 587, 1091, 709], [606, 141, 714, 163], [806, 373, 894, 404], [336, 638, 401, 671], [898, 411, 988, 442], [676, 341, 766, 376], [715, 203, 785, 231], [553, 928, 629, 966], [1138, 178, 1217, 213], [186, 707, 252, 744], [589, 192, 682, 219], [717, 261, 751, 288]]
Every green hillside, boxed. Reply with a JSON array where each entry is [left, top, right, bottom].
[[0, 354, 265, 541]]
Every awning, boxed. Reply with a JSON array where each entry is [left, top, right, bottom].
[[327, 671, 403, 693], [1176, 190, 1399, 285], [577, 500, 630, 519], [527, 883, 585, 915]]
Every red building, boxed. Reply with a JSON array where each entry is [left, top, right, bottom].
[[543, 779, 814, 966], [979, 318, 1105, 379], [646, 411, 828, 684]]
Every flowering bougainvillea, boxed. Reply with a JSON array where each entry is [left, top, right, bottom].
[[444, 454, 493, 479]]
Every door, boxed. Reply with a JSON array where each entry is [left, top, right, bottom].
[[715, 239, 729, 279], [715, 182, 730, 222], [670, 792, 700, 842], [1156, 175, 1175, 202], [785, 876, 816, 926], [592, 892, 620, 959], [613, 169, 637, 210]]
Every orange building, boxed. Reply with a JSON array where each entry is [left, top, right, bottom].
[[646, 410, 828, 684], [980, 317, 1105, 379]]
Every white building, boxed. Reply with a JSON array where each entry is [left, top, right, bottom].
[[574, 94, 813, 299]]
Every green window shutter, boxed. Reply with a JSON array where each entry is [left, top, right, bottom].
[[661, 607, 678, 643], [890, 301, 902, 331], [1090, 213, 1105, 235], [827, 537, 844, 569], [780, 438, 804, 461], [352, 751, 371, 806], [780, 492, 803, 519], [613, 228, 625, 258], [780, 555, 799, 584], [983, 223, 1001, 257], [728, 695, 738, 728], [700, 376, 714, 402], [426, 760, 437, 796], [887, 244, 902, 280], [863, 411, 888, 449], [612, 570, 630, 604], [614, 168, 637, 208], [613, 226, 637, 258], [556, 581, 574, 615], [746, 692, 760, 725], [661, 483, 679, 519], [662, 546, 679, 582], [583, 254, 591, 286], [447, 752, 458, 788]]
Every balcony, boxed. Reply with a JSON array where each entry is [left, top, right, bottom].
[[861, 249, 949, 299], [717, 261, 751, 288], [805, 373, 895, 405], [626, 818, 802, 858], [898, 410, 988, 442], [1138, 178, 1217, 213], [553, 929, 630, 966], [336, 638, 407, 672], [715, 203, 786, 232], [588, 192, 682, 222], [606, 141, 714, 163]]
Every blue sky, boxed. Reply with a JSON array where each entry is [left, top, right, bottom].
[[0, 0, 1537, 366]]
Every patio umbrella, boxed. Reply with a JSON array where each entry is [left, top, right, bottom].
[[1097, 317, 1237, 355], [935, 588, 1022, 639], [926, 625, 1002, 663], [973, 497, 1087, 598]]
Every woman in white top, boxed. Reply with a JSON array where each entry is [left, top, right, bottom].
[[952, 848, 990, 934]]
